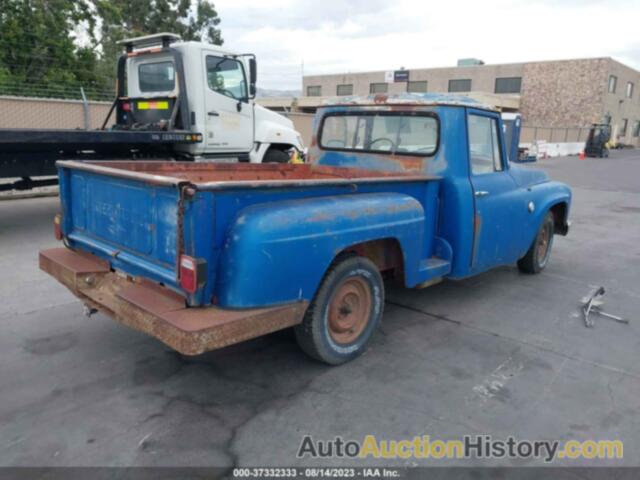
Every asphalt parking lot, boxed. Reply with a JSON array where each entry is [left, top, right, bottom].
[[1, 150, 639, 468]]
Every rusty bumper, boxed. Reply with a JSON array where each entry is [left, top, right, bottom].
[[39, 248, 308, 355]]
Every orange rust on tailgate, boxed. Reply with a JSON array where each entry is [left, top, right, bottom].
[[39, 248, 308, 355]]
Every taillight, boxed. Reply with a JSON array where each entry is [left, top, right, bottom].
[[121, 102, 132, 112], [54, 213, 63, 240], [179, 255, 206, 294]]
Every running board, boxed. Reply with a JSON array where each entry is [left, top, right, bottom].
[[415, 257, 451, 287]]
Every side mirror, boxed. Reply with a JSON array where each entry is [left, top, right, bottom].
[[249, 57, 257, 98]]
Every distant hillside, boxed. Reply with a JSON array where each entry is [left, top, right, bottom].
[[256, 88, 302, 98]]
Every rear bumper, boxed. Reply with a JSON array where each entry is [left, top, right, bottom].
[[39, 248, 307, 355]]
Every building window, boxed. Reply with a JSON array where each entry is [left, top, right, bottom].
[[620, 118, 628, 136], [407, 81, 428, 93], [449, 79, 471, 93], [633, 121, 640, 137], [608, 75, 617, 93], [626, 82, 634, 98], [307, 85, 321, 97], [336, 84, 353, 96], [369, 83, 388, 94], [495, 77, 522, 94]]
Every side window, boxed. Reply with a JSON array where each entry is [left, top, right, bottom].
[[491, 119, 503, 171], [206, 55, 247, 100], [468, 115, 503, 175]]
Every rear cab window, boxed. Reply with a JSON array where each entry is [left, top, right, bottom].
[[138, 61, 175, 93], [320, 112, 439, 156]]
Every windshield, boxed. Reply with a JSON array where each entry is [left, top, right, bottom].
[[320, 113, 438, 156], [138, 61, 175, 92]]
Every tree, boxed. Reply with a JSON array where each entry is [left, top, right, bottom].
[[94, 0, 223, 84], [0, 0, 107, 98], [0, 0, 223, 100]]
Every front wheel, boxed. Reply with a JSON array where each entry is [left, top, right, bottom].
[[295, 256, 384, 365], [517, 212, 555, 274], [263, 148, 290, 163]]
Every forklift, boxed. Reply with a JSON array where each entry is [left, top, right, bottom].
[[584, 123, 611, 158]]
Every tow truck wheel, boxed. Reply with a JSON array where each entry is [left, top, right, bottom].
[[295, 255, 384, 365], [518, 211, 555, 274], [263, 148, 290, 163]]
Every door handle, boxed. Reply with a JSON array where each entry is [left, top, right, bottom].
[[208, 110, 220, 117], [475, 190, 490, 197]]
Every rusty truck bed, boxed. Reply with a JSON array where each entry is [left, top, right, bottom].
[[56, 160, 435, 190], [45, 159, 441, 354]]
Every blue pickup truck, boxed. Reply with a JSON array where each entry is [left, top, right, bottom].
[[40, 94, 571, 365]]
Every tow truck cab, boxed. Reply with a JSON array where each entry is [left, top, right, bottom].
[[116, 33, 304, 162]]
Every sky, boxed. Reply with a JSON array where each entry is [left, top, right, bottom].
[[212, 0, 640, 91]]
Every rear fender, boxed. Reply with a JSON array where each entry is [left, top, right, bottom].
[[215, 193, 427, 308]]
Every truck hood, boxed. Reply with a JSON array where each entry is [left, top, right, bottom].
[[509, 163, 550, 188], [254, 103, 295, 130], [252, 103, 304, 150]]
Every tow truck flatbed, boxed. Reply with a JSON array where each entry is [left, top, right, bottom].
[[0, 128, 201, 190]]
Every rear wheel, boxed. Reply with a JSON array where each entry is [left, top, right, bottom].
[[517, 211, 555, 274], [263, 148, 290, 163], [295, 256, 384, 365]]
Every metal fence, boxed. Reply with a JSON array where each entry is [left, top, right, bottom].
[[0, 81, 113, 102], [520, 126, 591, 144]]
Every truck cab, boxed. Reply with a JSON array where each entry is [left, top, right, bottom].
[[116, 33, 304, 162], [309, 94, 571, 279]]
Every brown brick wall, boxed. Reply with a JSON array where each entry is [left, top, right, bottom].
[[600, 59, 640, 144], [519, 58, 609, 127]]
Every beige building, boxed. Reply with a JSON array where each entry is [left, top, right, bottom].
[[303, 57, 640, 146]]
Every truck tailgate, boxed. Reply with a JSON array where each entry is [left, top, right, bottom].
[[59, 163, 184, 288]]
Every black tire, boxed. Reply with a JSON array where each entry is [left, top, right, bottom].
[[263, 148, 290, 163], [295, 256, 384, 365], [517, 211, 555, 274]]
